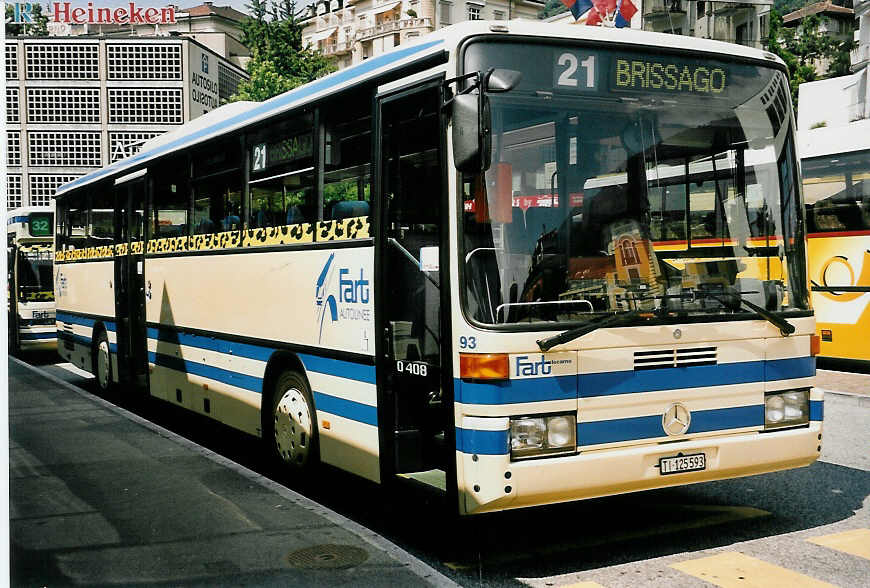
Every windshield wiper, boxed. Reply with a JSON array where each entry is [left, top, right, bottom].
[[697, 291, 795, 336], [537, 310, 642, 352]]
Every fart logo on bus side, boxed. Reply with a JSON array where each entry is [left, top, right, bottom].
[[510, 353, 577, 379], [315, 253, 371, 343]]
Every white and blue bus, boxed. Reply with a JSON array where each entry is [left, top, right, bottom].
[[54, 22, 822, 515], [7, 206, 56, 354]]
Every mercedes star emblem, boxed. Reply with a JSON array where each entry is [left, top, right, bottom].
[[662, 403, 691, 436]]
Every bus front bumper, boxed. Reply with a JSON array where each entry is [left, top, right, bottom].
[[460, 423, 822, 515]]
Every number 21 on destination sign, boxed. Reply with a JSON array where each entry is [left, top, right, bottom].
[[554, 52, 597, 91]]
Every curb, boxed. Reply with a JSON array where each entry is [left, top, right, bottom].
[[11, 357, 461, 588]]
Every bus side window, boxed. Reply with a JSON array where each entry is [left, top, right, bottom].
[[68, 192, 88, 250], [192, 139, 242, 235], [56, 198, 68, 252], [152, 158, 190, 239], [322, 102, 371, 223], [247, 112, 316, 228], [90, 183, 114, 248]]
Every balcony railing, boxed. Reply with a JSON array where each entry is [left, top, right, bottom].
[[356, 18, 432, 41], [851, 44, 870, 69], [643, 0, 685, 17], [323, 40, 353, 56]]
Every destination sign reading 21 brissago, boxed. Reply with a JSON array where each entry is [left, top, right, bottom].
[[552, 50, 728, 97]]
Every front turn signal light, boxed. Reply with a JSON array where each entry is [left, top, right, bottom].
[[460, 353, 509, 380], [810, 334, 821, 357]]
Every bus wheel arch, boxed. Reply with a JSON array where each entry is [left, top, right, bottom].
[[262, 353, 319, 470], [92, 324, 112, 392]]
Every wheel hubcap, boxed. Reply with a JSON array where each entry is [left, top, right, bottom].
[[97, 340, 110, 390], [274, 387, 313, 466]]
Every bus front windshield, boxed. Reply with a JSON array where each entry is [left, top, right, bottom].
[[17, 249, 54, 302], [462, 42, 808, 327]]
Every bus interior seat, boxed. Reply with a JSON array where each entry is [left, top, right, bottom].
[[332, 200, 370, 221]]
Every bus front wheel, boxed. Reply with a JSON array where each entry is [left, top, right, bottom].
[[94, 331, 112, 393], [271, 371, 318, 470]]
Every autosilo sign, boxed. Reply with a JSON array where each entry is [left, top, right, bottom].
[[189, 45, 219, 118]]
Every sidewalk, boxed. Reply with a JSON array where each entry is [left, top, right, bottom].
[[9, 358, 458, 587], [817, 368, 870, 398]]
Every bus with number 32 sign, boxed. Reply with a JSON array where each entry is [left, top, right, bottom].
[[53, 22, 822, 515]]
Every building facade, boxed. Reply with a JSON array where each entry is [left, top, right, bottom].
[[301, 0, 545, 70], [5, 36, 248, 209], [642, 0, 772, 49], [798, 0, 870, 129], [783, 1, 855, 75]]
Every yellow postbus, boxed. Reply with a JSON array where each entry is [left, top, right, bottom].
[[800, 121, 870, 367]]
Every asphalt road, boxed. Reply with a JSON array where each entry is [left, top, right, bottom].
[[24, 355, 870, 587]]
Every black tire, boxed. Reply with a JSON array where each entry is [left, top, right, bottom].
[[270, 370, 319, 470], [93, 330, 113, 393]]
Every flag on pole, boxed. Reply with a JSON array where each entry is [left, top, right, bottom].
[[585, 0, 636, 27], [560, 0, 594, 20], [614, 0, 638, 27]]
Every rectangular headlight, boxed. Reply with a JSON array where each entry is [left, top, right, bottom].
[[764, 388, 809, 430], [510, 414, 576, 460]]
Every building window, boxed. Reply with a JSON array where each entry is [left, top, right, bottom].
[[26, 88, 100, 124], [107, 43, 182, 80], [7, 175, 22, 209], [28, 131, 102, 167], [7, 132, 21, 167], [467, 5, 481, 20], [440, 1, 452, 25], [109, 131, 164, 163], [218, 63, 245, 102], [108, 88, 183, 124], [494, 10, 505, 19], [25, 43, 99, 79], [29, 175, 80, 207], [6, 43, 18, 79], [7, 88, 19, 124]]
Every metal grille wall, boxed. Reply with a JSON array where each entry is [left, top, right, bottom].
[[109, 131, 164, 162], [218, 62, 244, 101], [29, 131, 102, 167], [29, 175, 80, 206], [7, 131, 21, 166], [6, 43, 18, 79], [108, 88, 183, 124], [7, 88, 20, 123], [7, 175, 23, 209], [26, 88, 101, 123], [25, 43, 99, 79], [107, 43, 183, 80]]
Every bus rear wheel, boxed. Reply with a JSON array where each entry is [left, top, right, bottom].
[[94, 331, 112, 393], [271, 371, 318, 470]]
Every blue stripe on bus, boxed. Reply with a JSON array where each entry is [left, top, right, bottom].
[[578, 405, 762, 446], [300, 353, 376, 385], [57, 330, 92, 347], [579, 361, 765, 397], [149, 351, 263, 393], [19, 332, 56, 340], [8, 216, 28, 224], [56, 312, 117, 332], [59, 40, 445, 195], [312, 391, 377, 427], [456, 427, 509, 455], [456, 375, 577, 405], [147, 326, 273, 362], [766, 356, 815, 381], [810, 400, 823, 421], [146, 327, 375, 385]]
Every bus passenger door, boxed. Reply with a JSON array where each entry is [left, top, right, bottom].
[[376, 79, 449, 477], [113, 177, 149, 390]]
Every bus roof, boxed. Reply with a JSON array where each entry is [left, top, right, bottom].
[[55, 21, 785, 199], [797, 118, 870, 160]]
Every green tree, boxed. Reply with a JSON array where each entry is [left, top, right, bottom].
[[5, 2, 49, 36], [231, 0, 334, 102], [538, 0, 568, 19], [766, 10, 849, 108]]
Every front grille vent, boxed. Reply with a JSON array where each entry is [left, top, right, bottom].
[[634, 347, 717, 370]]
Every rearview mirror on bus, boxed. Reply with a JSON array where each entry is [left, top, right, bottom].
[[450, 69, 521, 174]]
